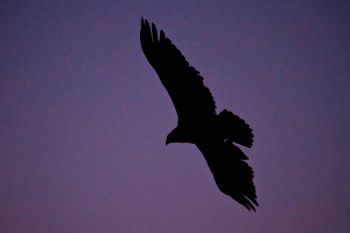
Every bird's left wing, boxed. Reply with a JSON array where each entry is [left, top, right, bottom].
[[140, 18, 216, 124], [197, 140, 258, 211]]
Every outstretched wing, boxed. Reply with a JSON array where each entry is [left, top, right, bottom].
[[197, 140, 258, 211], [140, 18, 216, 124]]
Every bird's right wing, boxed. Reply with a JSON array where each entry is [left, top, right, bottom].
[[140, 18, 216, 124], [196, 140, 258, 211]]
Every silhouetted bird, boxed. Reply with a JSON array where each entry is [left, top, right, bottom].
[[140, 18, 258, 211]]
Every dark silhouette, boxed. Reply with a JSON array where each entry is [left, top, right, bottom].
[[140, 18, 258, 211]]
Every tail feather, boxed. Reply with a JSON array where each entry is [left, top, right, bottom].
[[217, 109, 254, 148]]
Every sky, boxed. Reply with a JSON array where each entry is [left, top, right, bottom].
[[1, 0, 350, 232]]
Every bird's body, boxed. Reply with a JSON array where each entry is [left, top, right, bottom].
[[140, 18, 258, 211]]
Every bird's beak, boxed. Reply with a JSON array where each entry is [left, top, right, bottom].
[[165, 138, 169, 146]]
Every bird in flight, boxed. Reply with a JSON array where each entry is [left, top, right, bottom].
[[140, 18, 258, 211]]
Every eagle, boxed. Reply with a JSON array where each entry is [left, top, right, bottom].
[[140, 18, 258, 211]]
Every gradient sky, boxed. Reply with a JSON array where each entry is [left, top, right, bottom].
[[1, 1, 350, 232]]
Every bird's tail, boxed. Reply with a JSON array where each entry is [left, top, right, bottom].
[[217, 109, 254, 148], [197, 140, 258, 211]]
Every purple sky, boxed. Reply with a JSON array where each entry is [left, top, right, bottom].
[[1, 1, 350, 232]]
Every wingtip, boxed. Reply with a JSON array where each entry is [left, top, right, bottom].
[[151, 22, 158, 43], [160, 30, 165, 40], [141, 17, 150, 28], [237, 195, 258, 212], [140, 17, 144, 29]]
